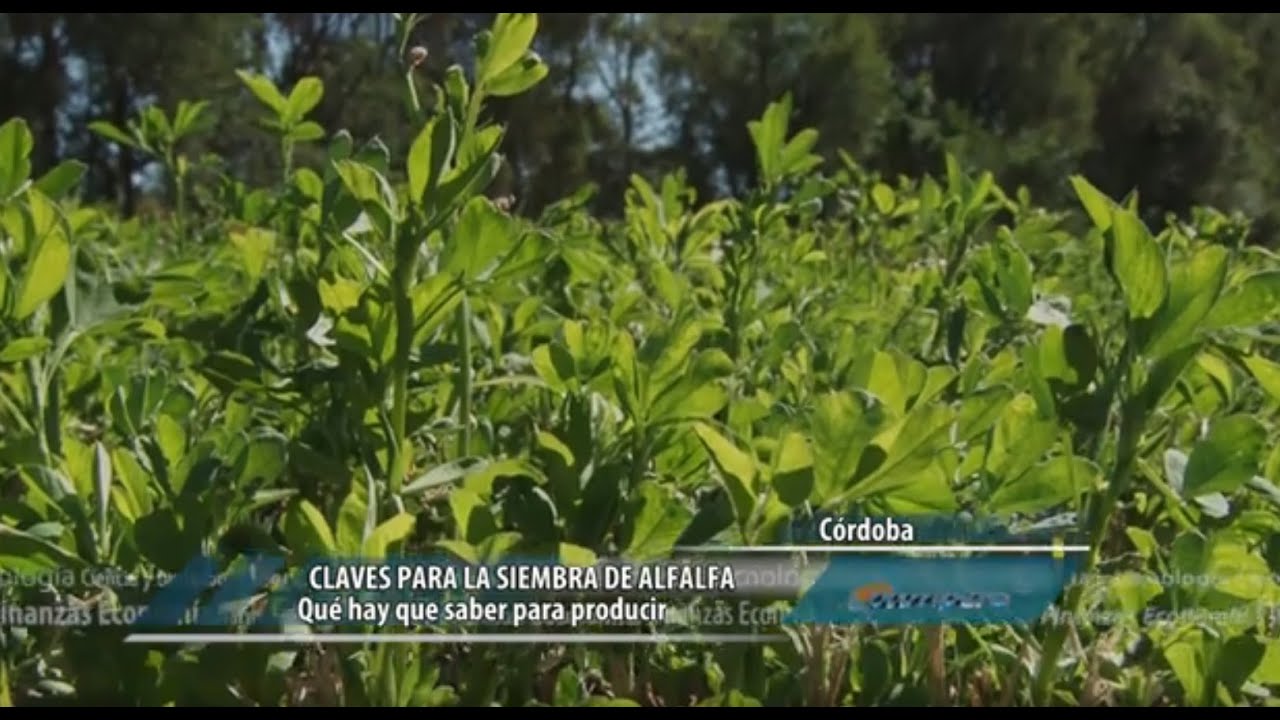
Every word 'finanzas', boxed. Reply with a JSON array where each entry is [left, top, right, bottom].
[[308, 562, 737, 592]]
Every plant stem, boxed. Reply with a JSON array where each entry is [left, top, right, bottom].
[[169, 154, 186, 248], [0, 658, 11, 707], [457, 293, 473, 457], [389, 251, 418, 496], [281, 137, 294, 187], [1031, 403, 1143, 705]]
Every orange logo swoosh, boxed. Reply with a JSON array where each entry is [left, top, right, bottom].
[[852, 582, 894, 603]]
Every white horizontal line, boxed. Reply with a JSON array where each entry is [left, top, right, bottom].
[[124, 632, 783, 645], [674, 544, 1090, 554]]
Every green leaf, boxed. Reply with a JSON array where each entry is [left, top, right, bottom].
[[1038, 325, 1097, 388], [1144, 244, 1227, 359], [334, 159, 398, 239], [485, 51, 549, 97], [336, 474, 372, 555], [1253, 641, 1280, 685], [450, 487, 497, 544], [693, 423, 757, 525], [407, 114, 456, 204], [436, 539, 478, 565], [880, 461, 957, 514], [234, 432, 287, 486], [444, 65, 470, 121], [317, 275, 363, 315], [771, 432, 814, 507], [1183, 414, 1267, 497], [847, 403, 954, 501], [1108, 572, 1163, 614], [558, 543, 596, 567], [988, 454, 1096, 515], [871, 183, 895, 214], [810, 391, 884, 505], [443, 196, 514, 281], [237, 70, 288, 115], [498, 478, 558, 541], [459, 457, 543, 498], [154, 415, 186, 469], [0, 524, 89, 577], [286, 77, 324, 123], [13, 226, 71, 320], [1203, 271, 1280, 330], [1126, 527, 1158, 559], [229, 227, 275, 283], [993, 234, 1034, 316], [173, 99, 211, 137], [87, 120, 137, 149], [33, 160, 86, 199], [481, 13, 539, 84], [282, 499, 337, 558], [623, 482, 693, 562], [572, 463, 626, 548], [0, 118, 33, 198], [362, 513, 415, 560], [401, 457, 484, 496], [432, 135, 503, 214], [954, 385, 1013, 441], [1215, 635, 1265, 692], [647, 348, 732, 423], [287, 121, 325, 143], [1069, 175, 1115, 230], [1108, 208, 1167, 319], [132, 509, 197, 572], [1242, 354, 1280, 402], [778, 128, 821, 176], [866, 350, 906, 416], [0, 336, 51, 363], [1, 656, 10, 707], [747, 95, 791, 186], [1164, 633, 1207, 702]]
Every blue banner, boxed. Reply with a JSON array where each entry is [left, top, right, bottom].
[[785, 554, 1082, 625]]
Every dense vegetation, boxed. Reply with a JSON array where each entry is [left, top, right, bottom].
[[3, 12, 1280, 707], [6, 13, 1280, 239]]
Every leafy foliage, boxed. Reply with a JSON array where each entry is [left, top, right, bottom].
[[3, 12, 1280, 708]]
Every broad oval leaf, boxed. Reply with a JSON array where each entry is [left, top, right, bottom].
[[443, 196, 515, 281], [771, 432, 814, 507], [362, 512, 415, 560], [485, 52, 549, 97], [286, 77, 324, 123], [1203, 270, 1280, 331], [623, 482, 693, 562], [0, 117, 33, 198], [14, 227, 71, 320], [236, 70, 288, 114], [33, 160, 86, 199], [988, 454, 1096, 515], [1069, 175, 1115, 230], [1242, 354, 1280, 402], [481, 13, 539, 84], [407, 114, 457, 204], [1109, 208, 1167, 319], [1144, 244, 1227, 359], [0, 336, 51, 363], [1183, 414, 1267, 497], [693, 423, 757, 524], [282, 499, 337, 558]]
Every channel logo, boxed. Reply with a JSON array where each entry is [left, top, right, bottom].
[[848, 582, 1011, 614], [786, 554, 1081, 625]]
